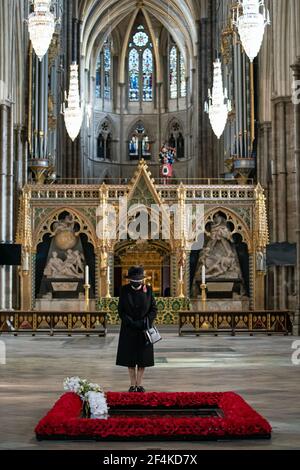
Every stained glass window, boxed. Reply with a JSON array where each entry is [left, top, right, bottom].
[[128, 25, 153, 102], [129, 123, 151, 160], [95, 40, 112, 100], [142, 135, 150, 155], [169, 46, 178, 99], [104, 42, 111, 100], [95, 54, 101, 98], [142, 48, 153, 101], [129, 135, 138, 156], [180, 53, 186, 98], [133, 31, 149, 47], [169, 44, 187, 99], [129, 49, 140, 101]]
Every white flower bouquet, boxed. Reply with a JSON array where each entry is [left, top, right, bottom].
[[63, 376, 108, 419]]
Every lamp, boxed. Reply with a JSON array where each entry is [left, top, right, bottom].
[[63, 62, 83, 141], [28, 0, 55, 61], [233, 0, 270, 62], [205, 59, 231, 139]]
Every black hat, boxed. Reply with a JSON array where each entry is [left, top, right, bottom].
[[126, 266, 146, 281]]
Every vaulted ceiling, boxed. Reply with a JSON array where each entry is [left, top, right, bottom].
[[79, 0, 202, 76]]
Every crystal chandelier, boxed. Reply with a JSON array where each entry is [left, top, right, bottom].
[[64, 63, 83, 141], [233, 0, 270, 62], [204, 59, 231, 139], [28, 0, 56, 61]]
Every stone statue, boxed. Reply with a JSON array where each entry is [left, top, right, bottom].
[[193, 213, 243, 283], [44, 250, 84, 279], [100, 246, 108, 274], [208, 213, 234, 258], [44, 252, 65, 278], [53, 214, 75, 235], [63, 250, 84, 278], [256, 249, 266, 272], [66, 249, 84, 275], [53, 214, 78, 251]]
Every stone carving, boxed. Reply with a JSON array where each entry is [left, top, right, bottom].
[[44, 252, 65, 278], [65, 250, 85, 276], [53, 214, 78, 250], [51, 283, 79, 292], [100, 246, 108, 274], [256, 249, 266, 272], [53, 214, 75, 234], [44, 250, 84, 279], [195, 214, 243, 281]]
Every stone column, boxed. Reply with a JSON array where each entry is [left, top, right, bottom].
[[198, 13, 216, 179], [270, 96, 293, 310], [0, 103, 13, 310], [170, 252, 177, 297], [157, 82, 162, 155], [107, 250, 114, 298], [257, 122, 272, 188], [249, 252, 255, 310], [291, 57, 300, 334], [185, 250, 191, 299], [119, 83, 125, 175]]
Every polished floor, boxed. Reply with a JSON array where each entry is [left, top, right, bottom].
[[0, 329, 300, 450]]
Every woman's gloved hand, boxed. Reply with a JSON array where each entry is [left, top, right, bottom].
[[124, 315, 145, 330]]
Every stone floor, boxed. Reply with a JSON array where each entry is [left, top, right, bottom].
[[0, 328, 300, 450]]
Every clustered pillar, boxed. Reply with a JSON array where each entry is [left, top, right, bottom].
[[291, 57, 300, 335], [0, 103, 14, 310]]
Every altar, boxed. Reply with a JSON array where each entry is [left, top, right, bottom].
[[15, 160, 270, 325]]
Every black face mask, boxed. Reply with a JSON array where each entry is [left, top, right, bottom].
[[130, 281, 143, 290]]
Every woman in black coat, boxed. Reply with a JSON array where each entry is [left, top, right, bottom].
[[116, 266, 157, 392]]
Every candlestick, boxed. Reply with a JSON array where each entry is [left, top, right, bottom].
[[179, 279, 185, 298], [85, 265, 89, 285], [180, 266, 183, 283], [84, 283, 91, 311], [200, 283, 207, 305], [202, 265, 206, 285], [107, 266, 110, 284]]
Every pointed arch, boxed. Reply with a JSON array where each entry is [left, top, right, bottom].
[[96, 117, 114, 161], [33, 208, 98, 250], [204, 207, 252, 251], [96, 115, 115, 137], [166, 118, 185, 160], [127, 20, 154, 103], [81, 1, 197, 73], [128, 121, 153, 161]]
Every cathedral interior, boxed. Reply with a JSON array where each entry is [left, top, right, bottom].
[[0, 0, 300, 452]]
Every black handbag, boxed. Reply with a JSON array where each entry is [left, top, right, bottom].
[[144, 317, 162, 345]]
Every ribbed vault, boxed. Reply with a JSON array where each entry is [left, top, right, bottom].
[[79, 0, 199, 77]]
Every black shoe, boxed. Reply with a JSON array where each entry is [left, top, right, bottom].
[[135, 386, 145, 393], [128, 386, 136, 392]]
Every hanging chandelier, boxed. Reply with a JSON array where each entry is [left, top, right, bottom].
[[64, 63, 83, 141], [233, 0, 270, 62], [28, 0, 56, 61], [204, 59, 231, 139]]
